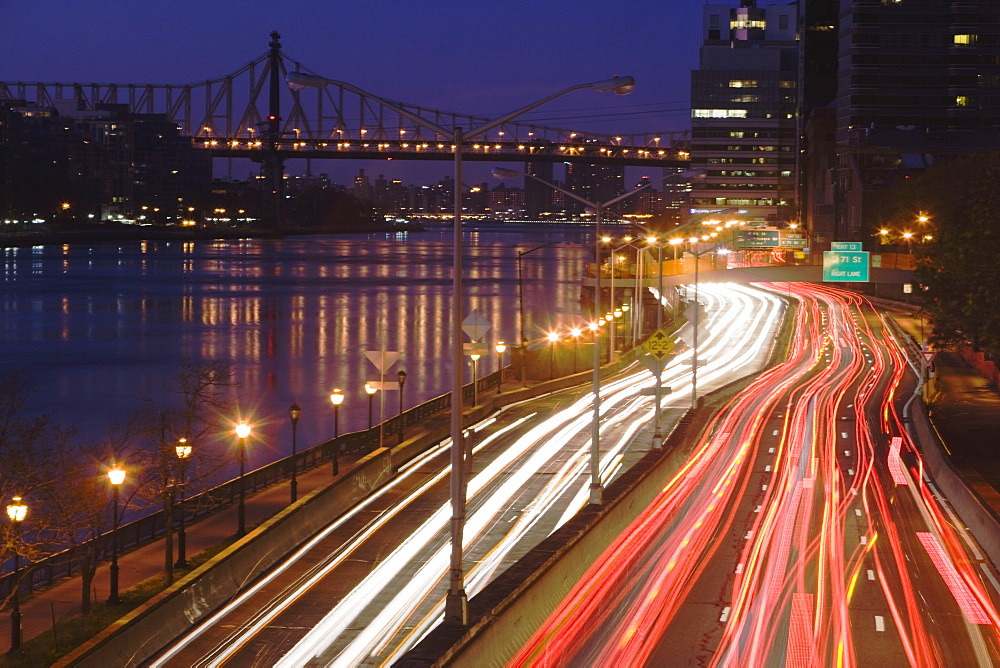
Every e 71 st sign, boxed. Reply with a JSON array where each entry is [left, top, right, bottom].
[[823, 250, 870, 282]]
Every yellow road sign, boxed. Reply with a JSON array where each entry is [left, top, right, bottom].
[[644, 329, 676, 360]]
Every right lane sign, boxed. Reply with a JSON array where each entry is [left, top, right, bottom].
[[823, 250, 870, 282]]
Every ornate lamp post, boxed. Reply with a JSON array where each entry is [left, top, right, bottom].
[[495, 340, 506, 394], [288, 403, 301, 501], [397, 370, 407, 445], [235, 422, 251, 537], [330, 390, 343, 473], [6, 496, 26, 653], [174, 440, 192, 568]]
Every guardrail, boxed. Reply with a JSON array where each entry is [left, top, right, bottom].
[[0, 367, 510, 603]]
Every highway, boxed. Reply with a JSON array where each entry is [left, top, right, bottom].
[[146, 283, 784, 667], [513, 283, 1000, 667]]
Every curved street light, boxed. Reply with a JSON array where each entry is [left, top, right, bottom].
[[288, 69, 636, 626]]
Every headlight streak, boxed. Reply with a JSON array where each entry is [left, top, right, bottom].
[[150, 285, 789, 668]]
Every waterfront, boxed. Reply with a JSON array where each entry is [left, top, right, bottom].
[[1, 223, 592, 469]]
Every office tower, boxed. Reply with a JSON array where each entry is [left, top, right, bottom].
[[834, 0, 1000, 240], [564, 161, 626, 215], [523, 160, 553, 219], [689, 1, 799, 226]]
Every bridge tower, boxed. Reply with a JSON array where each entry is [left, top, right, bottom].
[[260, 31, 285, 229]]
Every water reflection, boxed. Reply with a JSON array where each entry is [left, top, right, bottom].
[[1, 224, 591, 469]]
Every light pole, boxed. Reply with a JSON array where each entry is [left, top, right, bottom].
[[684, 237, 715, 410], [570, 328, 581, 373], [470, 354, 480, 405], [397, 369, 407, 445], [6, 496, 26, 653], [330, 388, 344, 438], [495, 340, 506, 394], [546, 331, 559, 379], [493, 167, 705, 503], [289, 403, 301, 501], [174, 439, 191, 568], [365, 383, 377, 432], [235, 422, 251, 537], [330, 389, 343, 473], [903, 231, 914, 254], [106, 468, 125, 603], [285, 68, 638, 626]]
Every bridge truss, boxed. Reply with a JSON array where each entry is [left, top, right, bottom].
[[0, 34, 688, 167]]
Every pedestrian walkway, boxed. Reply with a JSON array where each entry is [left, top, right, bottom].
[[0, 443, 369, 656]]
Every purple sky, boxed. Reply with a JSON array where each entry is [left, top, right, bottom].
[[5, 1, 705, 185]]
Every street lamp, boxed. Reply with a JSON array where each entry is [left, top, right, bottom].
[[546, 331, 559, 379], [397, 369, 407, 445], [365, 383, 377, 432], [288, 403, 301, 502], [470, 353, 481, 405], [518, 242, 559, 385], [493, 166, 705, 504], [330, 388, 344, 438], [285, 67, 639, 626], [570, 328, 582, 373], [495, 340, 507, 394], [235, 422, 251, 537], [173, 439, 192, 568], [106, 468, 125, 603], [902, 231, 914, 254], [6, 496, 26, 653]]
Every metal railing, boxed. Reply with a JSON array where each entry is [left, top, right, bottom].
[[0, 370, 505, 602]]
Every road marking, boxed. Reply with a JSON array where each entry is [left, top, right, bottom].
[[841, 432, 848, 439], [844, 450, 851, 457], [755, 505, 761, 513], [762, 484, 768, 491], [867, 569, 875, 581], [745, 531, 754, 540], [736, 563, 744, 574], [848, 468, 855, 476], [773, 429, 779, 436], [768, 447, 774, 454], [765, 465, 772, 472], [855, 509, 862, 517], [720, 606, 731, 622], [860, 535, 867, 545], [875, 616, 885, 632]]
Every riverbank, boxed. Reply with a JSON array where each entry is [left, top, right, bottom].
[[0, 220, 425, 248]]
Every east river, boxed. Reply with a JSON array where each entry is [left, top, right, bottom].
[[1, 222, 594, 469]]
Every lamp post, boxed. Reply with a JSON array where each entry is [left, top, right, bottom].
[[470, 354, 481, 405], [174, 439, 192, 568], [495, 340, 506, 394], [235, 422, 251, 537], [493, 167, 705, 504], [365, 383, 377, 432], [285, 68, 639, 626], [288, 403, 301, 501], [105, 468, 125, 603], [397, 369, 407, 445], [330, 388, 344, 439], [518, 242, 558, 387], [6, 496, 26, 653], [546, 331, 559, 379], [570, 328, 581, 373], [330, 389, 344, 473], [903, 231, 914, 254]]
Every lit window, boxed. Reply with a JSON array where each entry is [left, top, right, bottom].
[[733, 95, 759, 103], [956, 95, 973, 107], [729, 80, 758, 88], [954, 34, 976, 45], [692, 109, 748, 119]]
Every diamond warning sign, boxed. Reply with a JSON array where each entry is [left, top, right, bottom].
[[643, 329, 676, 361]]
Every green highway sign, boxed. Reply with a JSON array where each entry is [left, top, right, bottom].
[[779, 232, 807, 248], [737, 229, 780, 248], [831, 242, 863, 251], [823, 250, 870, 282]]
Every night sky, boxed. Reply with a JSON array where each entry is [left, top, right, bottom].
[[5, 1, 706, 184]]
